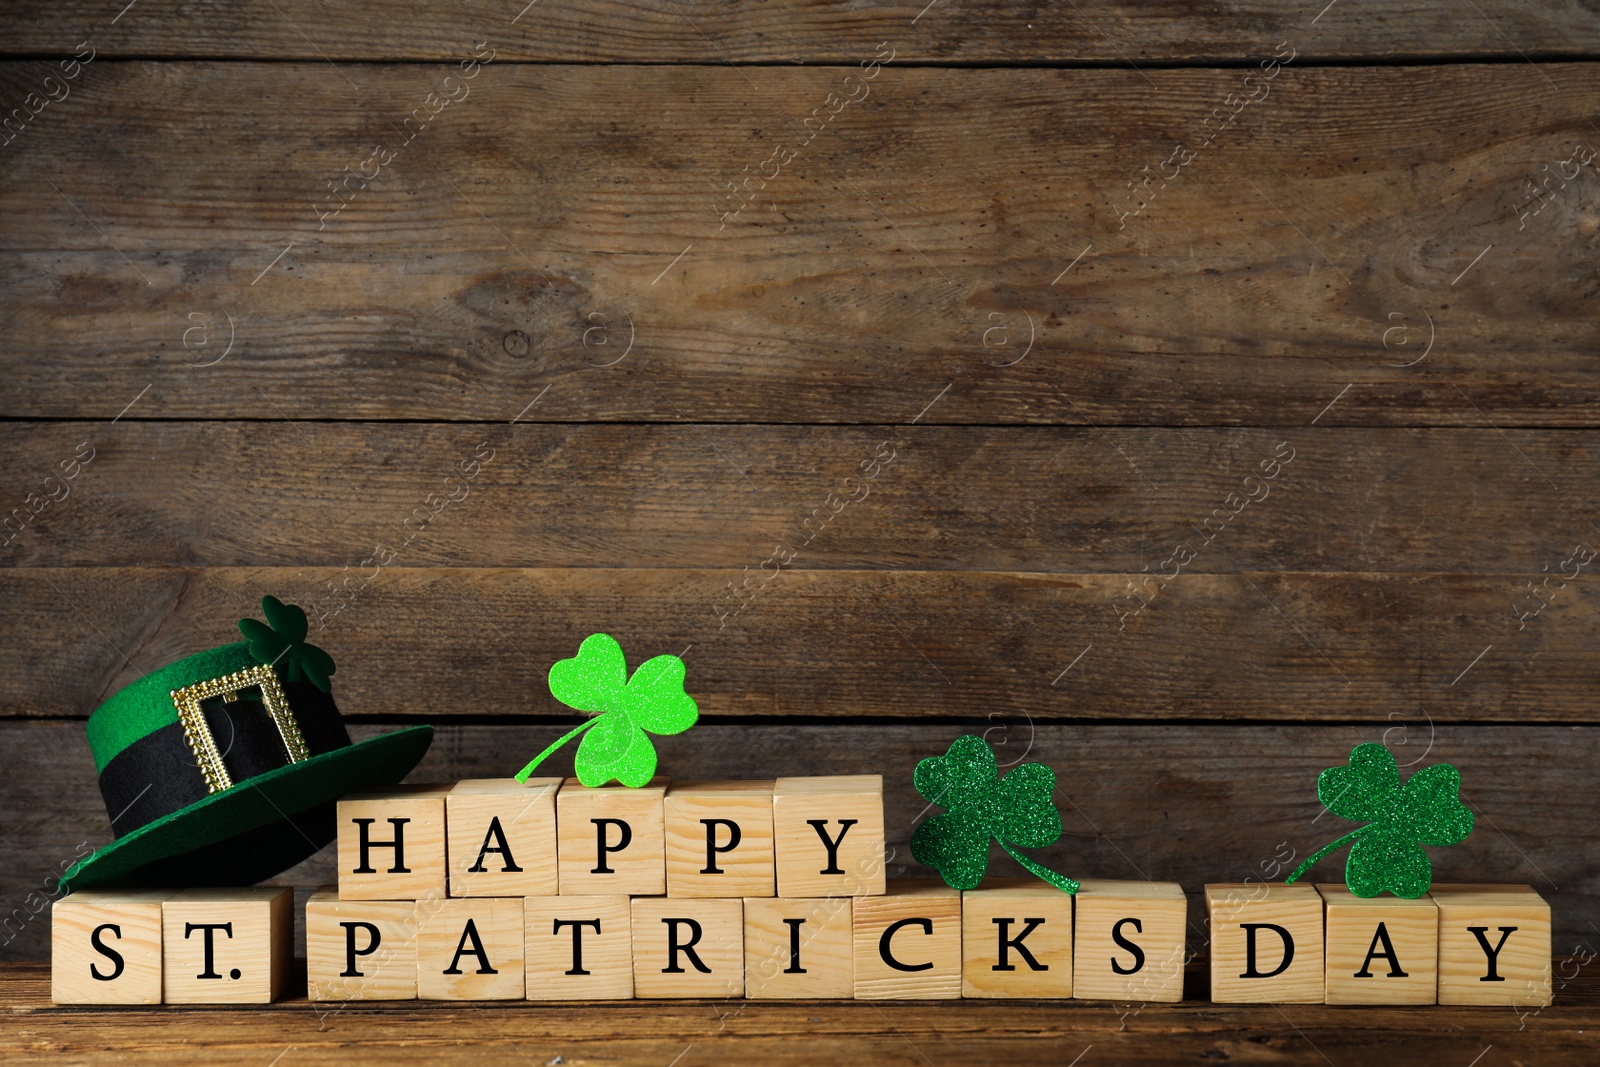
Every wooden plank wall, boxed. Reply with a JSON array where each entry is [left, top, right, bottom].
[[3, 2, 1598, 962]]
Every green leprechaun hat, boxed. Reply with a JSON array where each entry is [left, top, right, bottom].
[[59, 596, 432, 894]]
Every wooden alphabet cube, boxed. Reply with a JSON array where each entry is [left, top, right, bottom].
[[557, 776, 668, 896], [665, 780, 776, 898], [161, 887, 292, 1004], [525, 895, 634, 1000], [52, 889, 172, 1004], [447, 777, 561, 898], [338, 784, 450, 901], [631, 897, 744, 998], [773, 775, 886, 898], [416, 897, 525, 1000], [1206, 883, 1324, 1003], [306, 887, 417, 1001], [853, 879, 961, 999], [1072, 879, 1188, 1003], [1432, 884, 1552, 1006], [744, 896, 854, 999], [1318, 884, 1437, 1005], [962, 879, 1073, 998]]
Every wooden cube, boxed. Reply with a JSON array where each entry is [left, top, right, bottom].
[[773, 775, 886, 898], [51, 889, 172, 1004], [416, 897, 526, 1000], [1318, 884, 1437, 1005], [447, 777, 562, 898], [961, 879, 1073, 998], [557, 777, 668, 896], [853, 879, 961, 999], [665, 780, 776, 898], [744, 896, 854, 999], [305, 887, 417, 1001], [524, 895, 634, 1000], [338, 784, 450, 901], [1433, 884, 1552, 1006], [161, 887, 292, 1004], [631, 897, 744, 997], [1206, 883, 1324, 1003], [1073, 879, 1188, 1003]]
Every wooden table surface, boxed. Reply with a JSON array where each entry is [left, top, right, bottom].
[[5, 960, 1597, 1065]]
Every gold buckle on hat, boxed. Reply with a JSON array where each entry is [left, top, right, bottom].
[[170, 665, 310, 794]]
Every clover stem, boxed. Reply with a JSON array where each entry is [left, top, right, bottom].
[[998, 841, 1080, 895], [514, 718, 598, 783], [1285, 826, 1366, 885]]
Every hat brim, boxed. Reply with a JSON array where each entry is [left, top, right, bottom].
[[59, 725, 433, 894]]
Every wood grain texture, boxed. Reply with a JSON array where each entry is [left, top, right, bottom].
[[1206, 882, 1325, 1004], [6, 957, 1600, 1064], [160, 887, 292, 1004], [5, 716, 1597, 965], [335, 787, 449, 901], [743, 896, 854, 999], [1, 565, 1597, 722], [960, 879, 1074, 999], [1434, 883, 1553, 1006], [1071, 879, 1188, 1003], [524, 894, 634, 1000], [49, 890, 169, 1005], [11, 422, 1600, 575], [852, 880, 961, 999], [664, 781, 776, 899], [305, 890, 418, 1002], [2, 63, 1597, 425], [1318, 884, 1438, 1006], [2, 1, 1595, 62]]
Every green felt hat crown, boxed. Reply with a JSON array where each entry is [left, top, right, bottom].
[[61, 597, 432, 894]]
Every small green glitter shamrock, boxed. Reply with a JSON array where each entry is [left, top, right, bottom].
[[910, 734, 1078, 894], [1285, 742, 1474, 898], [237, 595, 336, 692], [514, 633, 698, 788]]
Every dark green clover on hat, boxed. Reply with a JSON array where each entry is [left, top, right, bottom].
[[60, 596, 432, 894]]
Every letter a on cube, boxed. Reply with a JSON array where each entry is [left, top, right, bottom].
[[447, 777, 561, 897], [417, 898, 526, 1000], [1318, 884, 1437, 1005]]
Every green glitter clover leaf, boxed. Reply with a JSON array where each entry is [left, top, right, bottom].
[[1285, 742, 1473, 898], [910, 734, 1079, 894], [237, 595, 336, 692], [513, 633, 698, 788]]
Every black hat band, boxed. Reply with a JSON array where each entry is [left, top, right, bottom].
[[98, 680, 351, 838]]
